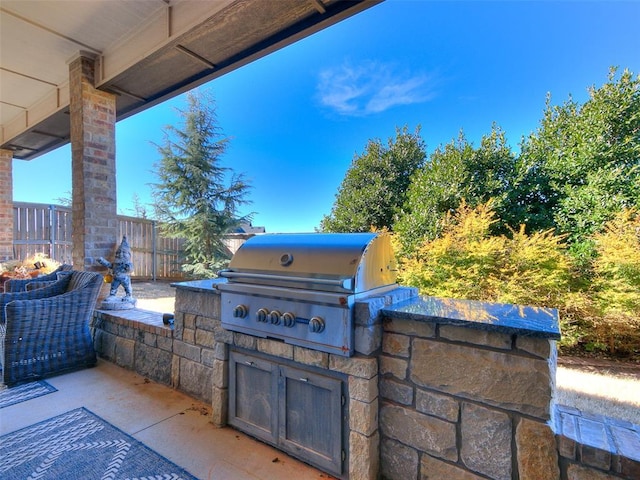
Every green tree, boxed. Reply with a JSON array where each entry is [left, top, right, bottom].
[[516, 67, 640, 243], [319, 125, 425, 232], [395, 125, 517, 253], [151, 90, 252, 278]]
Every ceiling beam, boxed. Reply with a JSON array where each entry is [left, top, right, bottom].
[[0, 6, 102, 55], [175, 45, 216, 69], [0, 66, 59, 87]]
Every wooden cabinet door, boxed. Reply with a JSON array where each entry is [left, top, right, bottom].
[[228, 350, 278, 444], [278, 364, 344, 477], [229, 349, 346, 478]]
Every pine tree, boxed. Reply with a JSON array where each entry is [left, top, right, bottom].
[[151, 90, 252, 277]]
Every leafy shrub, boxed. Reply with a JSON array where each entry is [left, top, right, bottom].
[[397, 201, 640, 359], [588, 209, 640, 354], [398, 200, 570, 307]]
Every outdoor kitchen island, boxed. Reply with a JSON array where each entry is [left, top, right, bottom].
[[167, 232, 565, 480]]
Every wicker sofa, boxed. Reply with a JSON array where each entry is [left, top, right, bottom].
[[0, 270, 103, 386], [3, 264, 73, 292]]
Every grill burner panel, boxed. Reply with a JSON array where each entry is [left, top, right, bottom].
[[221, 288, 352, 356], [218, 233, 397, 356]]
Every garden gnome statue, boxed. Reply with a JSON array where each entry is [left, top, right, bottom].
[[98, 235, 136, 310]]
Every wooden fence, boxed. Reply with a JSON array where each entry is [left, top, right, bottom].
[[12, 202, 187, 280]]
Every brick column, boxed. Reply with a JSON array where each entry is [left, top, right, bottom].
[[0, 149, 13, 261], [68, 52, 118, 270]]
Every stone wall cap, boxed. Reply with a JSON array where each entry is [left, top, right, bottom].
[[382, 296, 560, 339], [172, 278, 223, 294]]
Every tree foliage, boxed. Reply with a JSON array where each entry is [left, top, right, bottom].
[[516, 67, 640, 242], [395, 125, 517, 253], [151, 90, 252, 278], [320, 126, 425, 232]]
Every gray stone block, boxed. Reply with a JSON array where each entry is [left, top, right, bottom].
[[380, 403, 457, 461], [212, 341, 228, 361], [416, 389, 459, 422], [349, 375, 378, 403], [134, 342, 172, 385], [212, 358, 228, 389], [420, 455, 485, 479], [196, 315, 218, 332], [354, 296, 385, 326], [156, 335, 173, 352], [380, 378, 413, 405], [410, 338, 552, 419], [117, 324, 136, 339], [213, 321, 234, 344], [517, 336, 554, 358], [115, 336, 135, 368], [383, 317, 436, 338], [94, 329, 116, 360], [257, 338, 293, 359], [293, 346, 329, 369], [211, 386, 228, 427], [461, 403, 512, 480], [179, 358, 212, 403], [349, 430, 379, 480], [173, 339, 201, 362], [382, 332, 410, 357], [195, 328, 215, 348], [182, 327, 195, 345], [175, 289, 220, 318], [350, 398, 378, 436], [142, 331, 157, 347], [330, 355, 378, 379], [380, 355, 408, 380], [201, 347, 215, 367], [233, 332, 257, 350], [516, 418, 560, 480], [354, 324, 381, 355], [381, 438, 419, 480], [439, 324, 512, 349]]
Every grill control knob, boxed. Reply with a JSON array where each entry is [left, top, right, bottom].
[[233, 305, 249, 319], [256, 308, 269, 323], [309, 316, 325, 334], [282, 312, 296, 328], [269, 310, 282, 325]]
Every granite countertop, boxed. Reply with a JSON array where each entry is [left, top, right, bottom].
[[172, 278, 560, 339], [171, 278, 225, 293], [381, 295, 561, 339]]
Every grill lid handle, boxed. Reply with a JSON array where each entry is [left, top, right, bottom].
[[218, 270, 354, 290]]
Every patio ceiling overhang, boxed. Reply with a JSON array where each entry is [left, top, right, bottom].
[[0, 0, 380, 161]]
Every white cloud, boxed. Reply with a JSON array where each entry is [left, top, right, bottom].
[[317, 60, 435, 116]]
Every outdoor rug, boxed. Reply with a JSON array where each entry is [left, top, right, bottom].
[[0, 407, 198, 480], [0, 380, 57, 409]]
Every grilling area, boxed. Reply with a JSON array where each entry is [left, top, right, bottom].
[[86, 232, 638, 480], [3, 2, 638, 478]]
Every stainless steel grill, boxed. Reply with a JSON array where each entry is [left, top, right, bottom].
[[217, 232, 397, 356]]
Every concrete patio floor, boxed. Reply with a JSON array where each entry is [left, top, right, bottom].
[[0, 359, 332, 480]]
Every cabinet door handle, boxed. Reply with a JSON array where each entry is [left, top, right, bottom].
[[299, 377, 309, 382]]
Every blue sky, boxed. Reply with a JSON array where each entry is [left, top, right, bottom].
[[13, 0, 640, 233]]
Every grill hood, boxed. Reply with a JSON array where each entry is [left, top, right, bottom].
[[218, 232, 397, 294]]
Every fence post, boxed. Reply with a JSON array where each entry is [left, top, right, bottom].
[[49, 204, 57, 260], [152, 220, 157, 281]]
